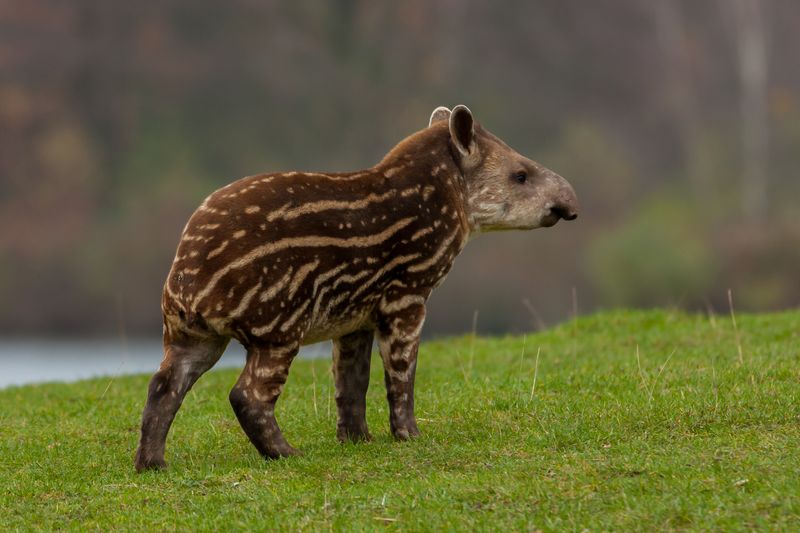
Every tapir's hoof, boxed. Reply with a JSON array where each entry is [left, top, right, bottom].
[[337, 431, 373, 443], [337, 425, 372, 443], [392, 426, 421, 441], [134, 452, 167, 473], [283, 446, 303, 457], [264, 443, 303, 459]]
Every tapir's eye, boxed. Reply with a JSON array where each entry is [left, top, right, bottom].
[[513, 171, 527, 184]]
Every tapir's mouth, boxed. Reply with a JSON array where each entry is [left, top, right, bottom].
[[540, 212, 561, 228]]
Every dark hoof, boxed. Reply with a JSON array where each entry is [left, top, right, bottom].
[[135, 451, 167, 473], [283, 446, 303, 457], [337, 425, 372, 443], [392, 426, 421, 441], [263, 443, 303, 459]]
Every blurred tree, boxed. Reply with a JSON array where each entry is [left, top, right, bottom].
[[651, 1, 709, 201], [720, 0, 770, 222]]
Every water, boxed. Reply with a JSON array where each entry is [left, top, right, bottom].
[[0, 339, 331, 389]]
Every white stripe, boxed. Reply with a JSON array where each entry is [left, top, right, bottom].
[[288, 260, 320, 300], [259, 267, 294, 303], [198, 204, 228, 216], [410, 227, 433, 241], [380, 294, 425, 314], [294, 171, 373, 181], [206, 240, 229, 259], [407, 228, 460, 273], [279, 300, 311, 332], [310, 285, 332, 323], [332, 269, 371, 290], [264, 202, 292, 223], [251, 313, 282, 336], [265, 189, 408, 222], [320, 291, 351, 322], [312, 263, 349, 295], [350, 253, 422, 301], [229, 280, 263, 319]]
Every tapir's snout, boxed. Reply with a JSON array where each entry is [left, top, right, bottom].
[[549, 174, 579, 223]]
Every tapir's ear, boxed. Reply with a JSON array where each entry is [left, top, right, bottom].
[[428, 106, 451, 127], [449, 105, 475, 156]]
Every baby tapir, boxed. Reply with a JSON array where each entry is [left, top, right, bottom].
[[134, 105, 578, 471]]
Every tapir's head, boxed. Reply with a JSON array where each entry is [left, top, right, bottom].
[[430, 105, 578, 232]]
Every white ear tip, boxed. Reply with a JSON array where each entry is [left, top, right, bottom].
[[452, 104, 472, 115], [429, 106, 452, 126]]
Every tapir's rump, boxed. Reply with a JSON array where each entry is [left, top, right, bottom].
[[135, 105, 578, 472]]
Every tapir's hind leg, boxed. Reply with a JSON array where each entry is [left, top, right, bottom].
[[333, 329, 374, 442], [135, 329, 228, 472], [229, 343, 301, 459]]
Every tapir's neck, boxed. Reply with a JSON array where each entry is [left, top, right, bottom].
[[374, 124, 472, 239]]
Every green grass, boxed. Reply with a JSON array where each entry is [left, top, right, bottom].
[[1, 310, 799, 531]]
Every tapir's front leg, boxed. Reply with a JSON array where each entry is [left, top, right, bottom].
[[376, 297, 426, 440], [333, 329, 374, 442]]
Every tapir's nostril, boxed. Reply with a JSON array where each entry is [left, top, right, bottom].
[[552, 205, 578, 221]]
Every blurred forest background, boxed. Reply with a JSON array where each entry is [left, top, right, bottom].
[[1, 0, 799, 339]]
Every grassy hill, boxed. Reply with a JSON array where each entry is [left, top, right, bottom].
[[1, 310, 798, 531]]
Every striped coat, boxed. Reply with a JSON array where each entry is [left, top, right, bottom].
[[135, 105, 578, 471]]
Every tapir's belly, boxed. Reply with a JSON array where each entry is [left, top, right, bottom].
[[302, 308, 374, 345], [296, 268, 383, 344]]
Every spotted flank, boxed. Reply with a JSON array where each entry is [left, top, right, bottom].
[[135, 105, 579, 472]]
